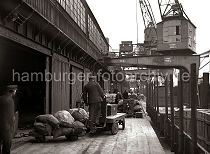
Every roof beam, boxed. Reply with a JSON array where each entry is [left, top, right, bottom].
[[102, 55, 200, 73]]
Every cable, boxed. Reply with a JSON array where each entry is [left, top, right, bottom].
[[136, 0, 139, 44], [199, 61, 210, 70], [200, 56, 207, 64]]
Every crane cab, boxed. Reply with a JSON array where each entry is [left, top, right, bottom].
[[157, 17, 196, 55]]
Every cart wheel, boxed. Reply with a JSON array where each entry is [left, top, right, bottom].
[[111, 121, 119, 135], [121, 118, 125, 130], [35, 136, 46, 142], [65, 135, 78, 141]]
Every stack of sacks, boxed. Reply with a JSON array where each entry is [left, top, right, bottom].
[[53, 121, 86, 138], [134, 100, 142, 112], [53, 110, 86, 139], [134, 105, 142, 112], [32, 114, 59, 137], [31, 110, 87, 140], [69, 108, 89, 124], [105, 93, 116, 103], [134, 100, 140, 106], [118, 99, 123, 106]]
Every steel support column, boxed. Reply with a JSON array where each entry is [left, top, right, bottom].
[[201, 73, 209, 108], [178, 70, 184, 154], [149, 81, 153, 117], [190, 63, 198, 154], [146, 81, 150, 114], [153, 81, 156, 124], [156, 77, 159, 129], [156, 77, 159, 113], [170, 74, 175, 152], [165, 77, 169, 137]]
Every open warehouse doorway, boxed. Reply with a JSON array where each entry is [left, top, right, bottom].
[[0, 37, 47, 128]]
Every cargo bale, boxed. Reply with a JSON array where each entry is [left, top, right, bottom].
[[59, 121, 74, 128], [72, 121, 86, 136], [34, 122, 52, 136], [134, 105, 142, 112], [134, 100, 140, 106], [53, 127, 74, 139], [70, 108, 89, 123], [36, 114, 59, 129], [72, 121, 85, 129], [54, 110, 75, 126], [105, 93, 116, 104]]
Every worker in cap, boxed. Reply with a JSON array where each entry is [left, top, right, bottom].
[[0, 85, 17, 154], [82, 75, 104, 135]]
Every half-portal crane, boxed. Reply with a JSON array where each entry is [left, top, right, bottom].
[[139, 0, 157, 55], [139, 0, 156, 29]]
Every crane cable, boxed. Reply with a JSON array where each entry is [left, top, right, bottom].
[[136, 0, 139, 44], [199, 61, 210, 70]]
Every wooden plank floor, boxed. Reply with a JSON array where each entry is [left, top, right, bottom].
[[12, 118, 165, 154]]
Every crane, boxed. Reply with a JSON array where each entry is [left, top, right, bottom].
[[158, 0, 190, 21], [139, 0, 158, 55], [139, 0, 156, 29]]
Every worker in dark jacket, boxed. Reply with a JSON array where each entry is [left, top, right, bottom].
[[122, 90, 129, 99], [0, 85, 17, 154], [115, 91, 122, 104], [83, 76, 104, 134]]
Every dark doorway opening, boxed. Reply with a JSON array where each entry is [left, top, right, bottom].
[[0, 38, 46, 128]]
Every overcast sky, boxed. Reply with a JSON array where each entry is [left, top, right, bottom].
[[86, 0, 210, 54]]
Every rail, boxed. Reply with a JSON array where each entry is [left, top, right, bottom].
[[146, 64, 209, 154]]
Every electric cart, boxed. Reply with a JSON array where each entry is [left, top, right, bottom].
[[93, 100, 126, 135]]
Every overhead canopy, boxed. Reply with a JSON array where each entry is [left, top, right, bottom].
[[102, 55, 200, 73]]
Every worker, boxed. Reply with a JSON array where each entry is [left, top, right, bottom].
[[122, 90, 129, 99], [115, 91, 122, 104], [130, 91, 138, 100], [0, 85, 17, 154], [82, 76, 104, 135]]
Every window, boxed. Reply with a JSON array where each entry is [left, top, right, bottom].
[[57, 0, 108, 53], [57, 0, 86, 33], [163, 20, 181, 43], [176, 26, 180, 35]]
